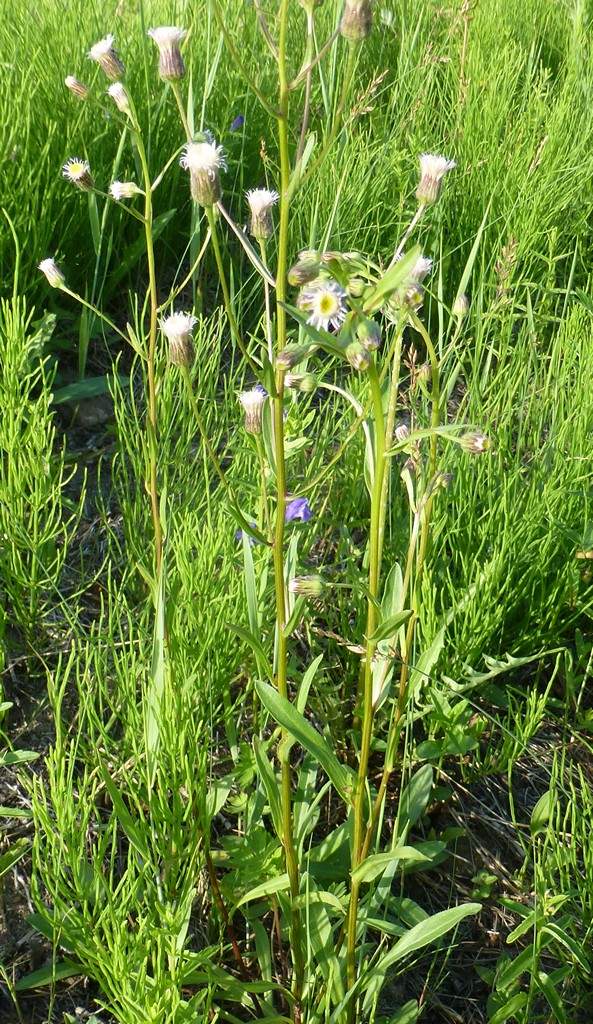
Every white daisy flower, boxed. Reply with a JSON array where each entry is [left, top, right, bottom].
[[62, 157, 94, 192], [298, 280, 348, 332]]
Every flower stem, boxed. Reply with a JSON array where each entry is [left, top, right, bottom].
[[171, 81, 192, 142], [131, 112, 162, 574], [179, 365, 236, 504], [345, 359, 386, 1021], [204, 205, 259, 375], [274, 0, 304, 1010]]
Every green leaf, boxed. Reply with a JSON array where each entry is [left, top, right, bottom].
[[227, 623, 274, 684], [362, 246, 421, 313], [0, 837, 28, 876], [408, 626, 445, 695], [369, 609, 412, 643], [351, 842, 446, 884], [15, 959, 83, 990], [256, 681, 352, 801], [236, 872, 290, 908], [52, 374, 127, 405], [487, 993, 528, 1024], [375, 903, 481, 971], [253, 737, 283, 840], [535, 970, 566, 1024], [530, 789, 553, 834], [0, 749, 38, 765], [399, 764, 434, 831]]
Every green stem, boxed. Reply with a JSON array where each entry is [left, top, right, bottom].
[[208, 0, 278, 118], [388, 204, 426, 268], [204, 205, 259, 375], [255, 434, 272, 536], [377, 321, 405, 567], [171, 81, 192, 142], [410, 311, 440, 478], [258, 237, 274, 363], [361, 320, 442, 858], [345, 359, 386, 1020], [275, 1, 304, 1010], [61, 287, 129, 344], [180, 365, 236, 504], [296, 42, 357, 191], [131, 111, 162, 574]]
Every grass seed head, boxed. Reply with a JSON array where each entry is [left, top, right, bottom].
[[88, 34, 126, 81], [160, 311, 197, 366], [148, 27, 187, 82]]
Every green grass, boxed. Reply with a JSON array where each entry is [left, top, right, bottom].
[[1, 0, 593, 1022]]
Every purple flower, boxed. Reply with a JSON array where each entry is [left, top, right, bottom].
[[285, 496, 312, 523], [230, 114, 245, 132], [236, 496, 312, 545]]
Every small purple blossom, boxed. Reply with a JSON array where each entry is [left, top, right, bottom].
[[230, 114, 245, 132], [285, 496, 312, 523], [236, 495, 312, 545]]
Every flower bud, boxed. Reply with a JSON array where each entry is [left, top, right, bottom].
[[276, 345, 312, 371], [417, 361, 431, 382], [246, 188, 280, 240], [460, 432, 491, 453], [285, 373, 318, 393], [238, 386, 267, 435], [453, 293, 470, 318], [288, 575, 326, 598], [159, 311, 197, 367], [148, 27, 187, 82], [109, 180, 142, 201], [348, 276, 366, 298], [107, 82, 131, 114], [88, 35, 126, 81], [180, 134, 226, 206], [288, 255, 321, 287], [356, 317, 382, 351], [394, 423, 410, 443], [416, 153, 456, 206], [340, 0, 373, 42], [38, 258, 65, 289], [343, 339, 371, 372], [65, 76, 90, 101]]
